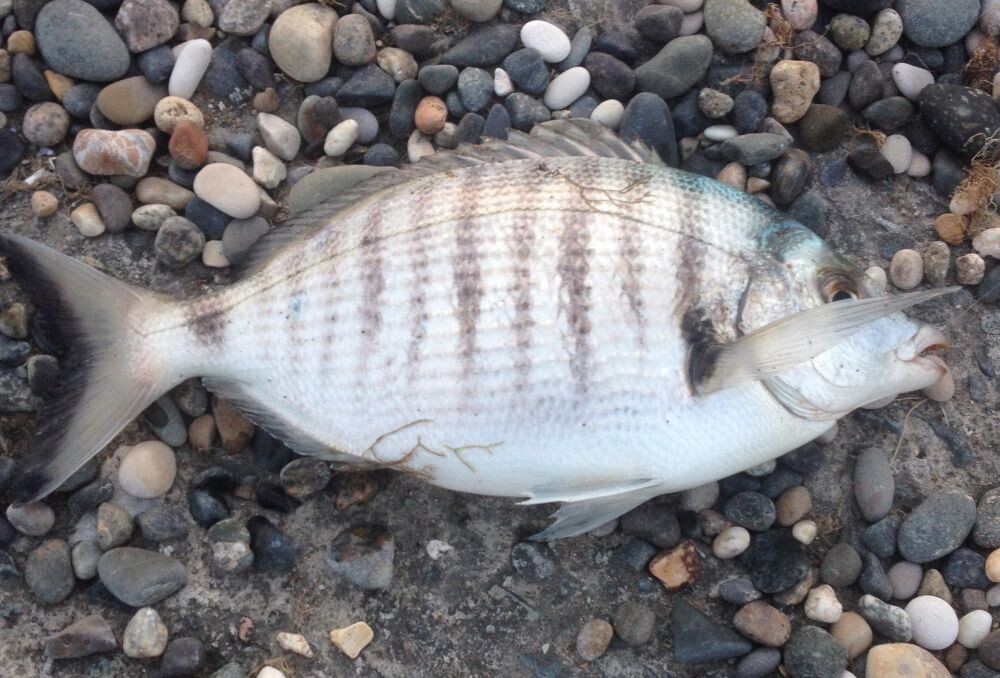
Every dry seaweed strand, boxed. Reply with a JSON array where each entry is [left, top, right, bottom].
[[963, 36, 1000, 94], [849, 125, 887, 148], [763, 3, 794, 50], [950, 129, 1000, 216]]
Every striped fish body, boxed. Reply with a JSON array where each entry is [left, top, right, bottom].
[[153, 155, 832, 501]]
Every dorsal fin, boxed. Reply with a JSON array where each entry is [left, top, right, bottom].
[[240, 119, 663, 275]]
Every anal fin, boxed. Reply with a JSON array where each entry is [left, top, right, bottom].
[[526, 480, 663, 540]]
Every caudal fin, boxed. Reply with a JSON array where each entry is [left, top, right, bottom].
[[1, 234, 171, 501]]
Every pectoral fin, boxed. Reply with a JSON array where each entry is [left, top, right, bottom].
[[692, 287, 957, 396]]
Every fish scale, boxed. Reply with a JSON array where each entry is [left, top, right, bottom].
[[3, 120, 952, 537]]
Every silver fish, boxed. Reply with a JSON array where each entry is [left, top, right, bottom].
[[2, 120, 953, 538]]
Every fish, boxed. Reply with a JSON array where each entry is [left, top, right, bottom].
[[1, 120, 955, 539]]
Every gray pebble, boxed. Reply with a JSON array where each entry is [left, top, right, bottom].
[[613, 600, 655, 647], [98, 547, 188, 606], [6, 500, 55, 536], [887, 560, 923, 599], [784, 626, 847, 677], [25, 539, 75, 604], [136, 505, 190, 542], [154, 216, 205, 269], [857, 593, 912, 641], [620, 502, 681, 548], [71, 540, 101, 580], [821, 542, 863, 587], [860, 550, 893, 600], [325, 524, 394, 589], [723, 491, 775, 532], [898, 489, 976, 563], [853, 447, 894, 522], [142, 395, 187, 447], [974, 487, 1000, 549]]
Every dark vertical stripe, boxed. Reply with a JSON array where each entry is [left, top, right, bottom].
[[618, 219, 645, 348], [510, 213, 534, 391], [558, 211, 592, 395], [407, 219, 430, 377], [453, 215, 481, 379], [361, 202, 385, 364]]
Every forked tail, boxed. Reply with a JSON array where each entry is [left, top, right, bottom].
[[1, 234, 176, 501]]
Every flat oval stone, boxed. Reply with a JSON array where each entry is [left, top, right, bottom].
[[73, 128, 155, 177], [96, 76, 166, 126], [98, 547, 188, 606], [543, 66, 589, 110], [269, 4, 337, 83], [920, 83, 1000, 157], [898, 489, 976, 563], [520, 20, 571, 63], [168, 39, 211, 99], [35, 0, 129, 82], [193, 163, 260, 219], [635, 35, 713, 100], [896, 0, 978, 48]]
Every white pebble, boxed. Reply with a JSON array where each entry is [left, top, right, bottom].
[[950, 191, 980, 216], [375, 0, 396, 20], [426, 539, 454, 560], [680, 11, 704, 36], [407, 130, 434, 162], [251, 146, 285, 189], [891, 63, 934, 101], [906, 151, 931, 178], [257, 668, 286, 678], [889, 249, 923, 290], [745, 459, 775, 477], [71, 203, 105, 237], [712, 525, 750, 559], [792, 519, 818, 544], [782, 0, 817, 31], [118, 440, 177, 499], [202, 240, 229, 268], [704, 124, 737, 141], [276, 631, 314, 658], [956, 253, 986, 285], [194, 163, 261, 219], [493, 68, 513, 97], [590, 99, 624, 130], [257, 112, 301, 161], [660, 0, 703, 10], [679, 482, 719, 513], [879, 134, 911, 174], [958, 610, 993, 649], [865, 265, 888, 295], [323, 119, 359, 158], [973, 227, 1000, 259], [805, 584, 843, 623], [169, 39, 212, 99], [520, 20, 572, 63], [543, 67, 590, 110], [905, 595, 959, 651]]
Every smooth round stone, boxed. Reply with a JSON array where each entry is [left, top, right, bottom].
[[748, 530, 811, 593], [35, 0, 129, 82], [22, 102, 69, 147], [723, 491, 775, 531], [713, 525, 751, 559], [114, 0, 178, 52], [269, 4, 337, 83], [866, 8, 904, 55], [257, 112, 300, 161], [897, 0, 978, 48], [704, 0, 766, 53], [70, 203, 105, 237], [6, 501, 55, 536], [635, 35, 712, 100], [377, 47, 418, 83], [91, 183, 132, 233], [543, 67, 589, 110], [457, 67, 493, 112], [249, 516, 296, 572], [25, 539, 74, 604], [221, 216, 268, 264], [613, 601, 655, 647], [99, 547, 187, 606], [218, 0, 268, 36], [521, 20, 571, 62], [575, 618, 613, 661], [785, 626, 848, 677], [853, 448, 894, 521], [890, 249, 924, 290], [279, 457, 332, 497], [193, 163, 260, 219], [335, 64, 397, 107], [921, 83, 1000, 157], [892, 63, 934, 100], [154, 216, 205, 267], [418, 64, 458, 95], [957, 609, 993, 649], [333, 14, 376, 67], [830, 13, 871, 51], [831, 612, 873, 660], [73, 128, 155, 177], [168, 39, 211, 99], [586, 99, 623, 130], [867, 643, 951, 677], [97, 502, 133, 550], [96, 77, 164, 127], [906, 595, 959, 650], [138, 45, 175, 84], [251, 146, 285, 189], [153, 96, 204, 133], [880, 134, 912, 174], [159, 637, 206, 677], [503, 48, 548, 95], [118, 441, 176, 499], [821, 542, 863, 587], [805, 584, 844, 623], [123, 608, 168, 658], [323, 119, 358, 158], [886, 561, 923, 600], [71, 540, 101, 580], [720, 133, 789, 165], [975, 488, 1000, 549], [704, 124, 738, 142]]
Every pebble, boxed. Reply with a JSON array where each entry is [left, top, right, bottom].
[[71, 203, 105, 237], [154, 216, 204, 267], [712, 525, 750, 559], [251, 146, 285, 189], [269, 4, 337, 83], [957, 254, 986, 285], [243, 516, 292, 572], [890, 249, 924, 290], [257, 112, 301, 162], [920, 84, 1000, 157], [6, 500, 54, 536], [169, 39, 212, 99], [831, 611, 873, 660], [34, 0, 130, 82], [257, 667, 287, 678], [457, 67, 493, 112], [154, 96, 204, 133], [892, 63, 934, 100], [193, 164, 260, 219], [30, 190, 57, 217], [867, 643, 951, 677], [935, 213, 967, 246], [222, 216, 269, 264], [792, 519, 818, 544], [956, 609, 993, 650], [704, 0, 766, 53], [888, 561, 924, 600], [44, 614, 117, 659], [723, 491, 775, 531], [906, 595, 959, 650], [187, 489, 228, 527], [71, 540, 101, 580], [217, 0, 268, 36], [782, 0, 817, 31], [98, 547, 188, 606], [673, 597, 752, 663], [858, 593, 913, 642], [732, 600, 790, 647], [735, 647, 781, 678], [945, 548, 989, 589], [634, 35, 713, 100], [73, 128, 155, 177], [323, 119, 359, 158], [115, 0, 178, 52], [520, 20, 571, 63], [22, 102, 69, 146], [91, 183, 133, 233], [918, 568, 953, 603], [770, 60, 821, 123], [973, 487, 1000, 549], [329, 621, 374, 660], [419, 64, 459, 96], [97, 502, 133, 550], [898, 489, 977, 563], [821, 542, 863, 587], [853, 448, 894, 521], [25, 539, 74, 604], [648, 540, 698, 590], [982, 630, 1000, 670], [860, 550, 894, 600], [830, 14, 871, 51], [543, 67, 589, 110], [923, 240, 949, 287], [123, 607, 168, 658], [720, 133, 789, 165], [897, 0, 978, 48], [590, 99, 624, 129], [576, 618, 614, 661], [881, 134, 912, 174], [748, 529, 811, 593], [160, 637, 206, 677], [784, 626, 848, 678], [635, 5, 683, 44], [279, 457, 331, 498], [805, 584, 844, 623], [138, 45, 175, 84], [337, 64, 396, 107], [275, 631, 313, 659], [866, 8, 904, 55], [377, 48, 418, 84]]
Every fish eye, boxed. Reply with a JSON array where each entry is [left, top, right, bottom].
[[821, 275, 859, 303]]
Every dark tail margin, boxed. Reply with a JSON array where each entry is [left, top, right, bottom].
[[1, 234, 168, 502]]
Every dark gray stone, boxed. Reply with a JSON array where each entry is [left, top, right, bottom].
[[635, 36, 713, 101], [441, 24, 519, 67], [98, 547, 188, 606], [35, 0, 130, 82], [897, 488, 977, 563], [325, 524, 393, 587], [920, 84, 1000, 157], [783, 626, 848, 678], [897, 0, 979, 48], [671, 598, 752, 663]]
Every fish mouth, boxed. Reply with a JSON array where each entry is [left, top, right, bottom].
[[896, 325, 950, 374]]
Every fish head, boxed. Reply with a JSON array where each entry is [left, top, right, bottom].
[[741, 221, 951, 419]]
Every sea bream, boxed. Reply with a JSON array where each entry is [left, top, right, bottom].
[[1, 120, 954, 538]]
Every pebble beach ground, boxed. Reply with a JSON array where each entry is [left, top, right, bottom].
[[0, 0, 999, 676]]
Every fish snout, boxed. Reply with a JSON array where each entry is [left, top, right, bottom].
[[895, 324, 953, 401]]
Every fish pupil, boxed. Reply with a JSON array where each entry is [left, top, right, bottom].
[[831, 290, 853, 302]]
